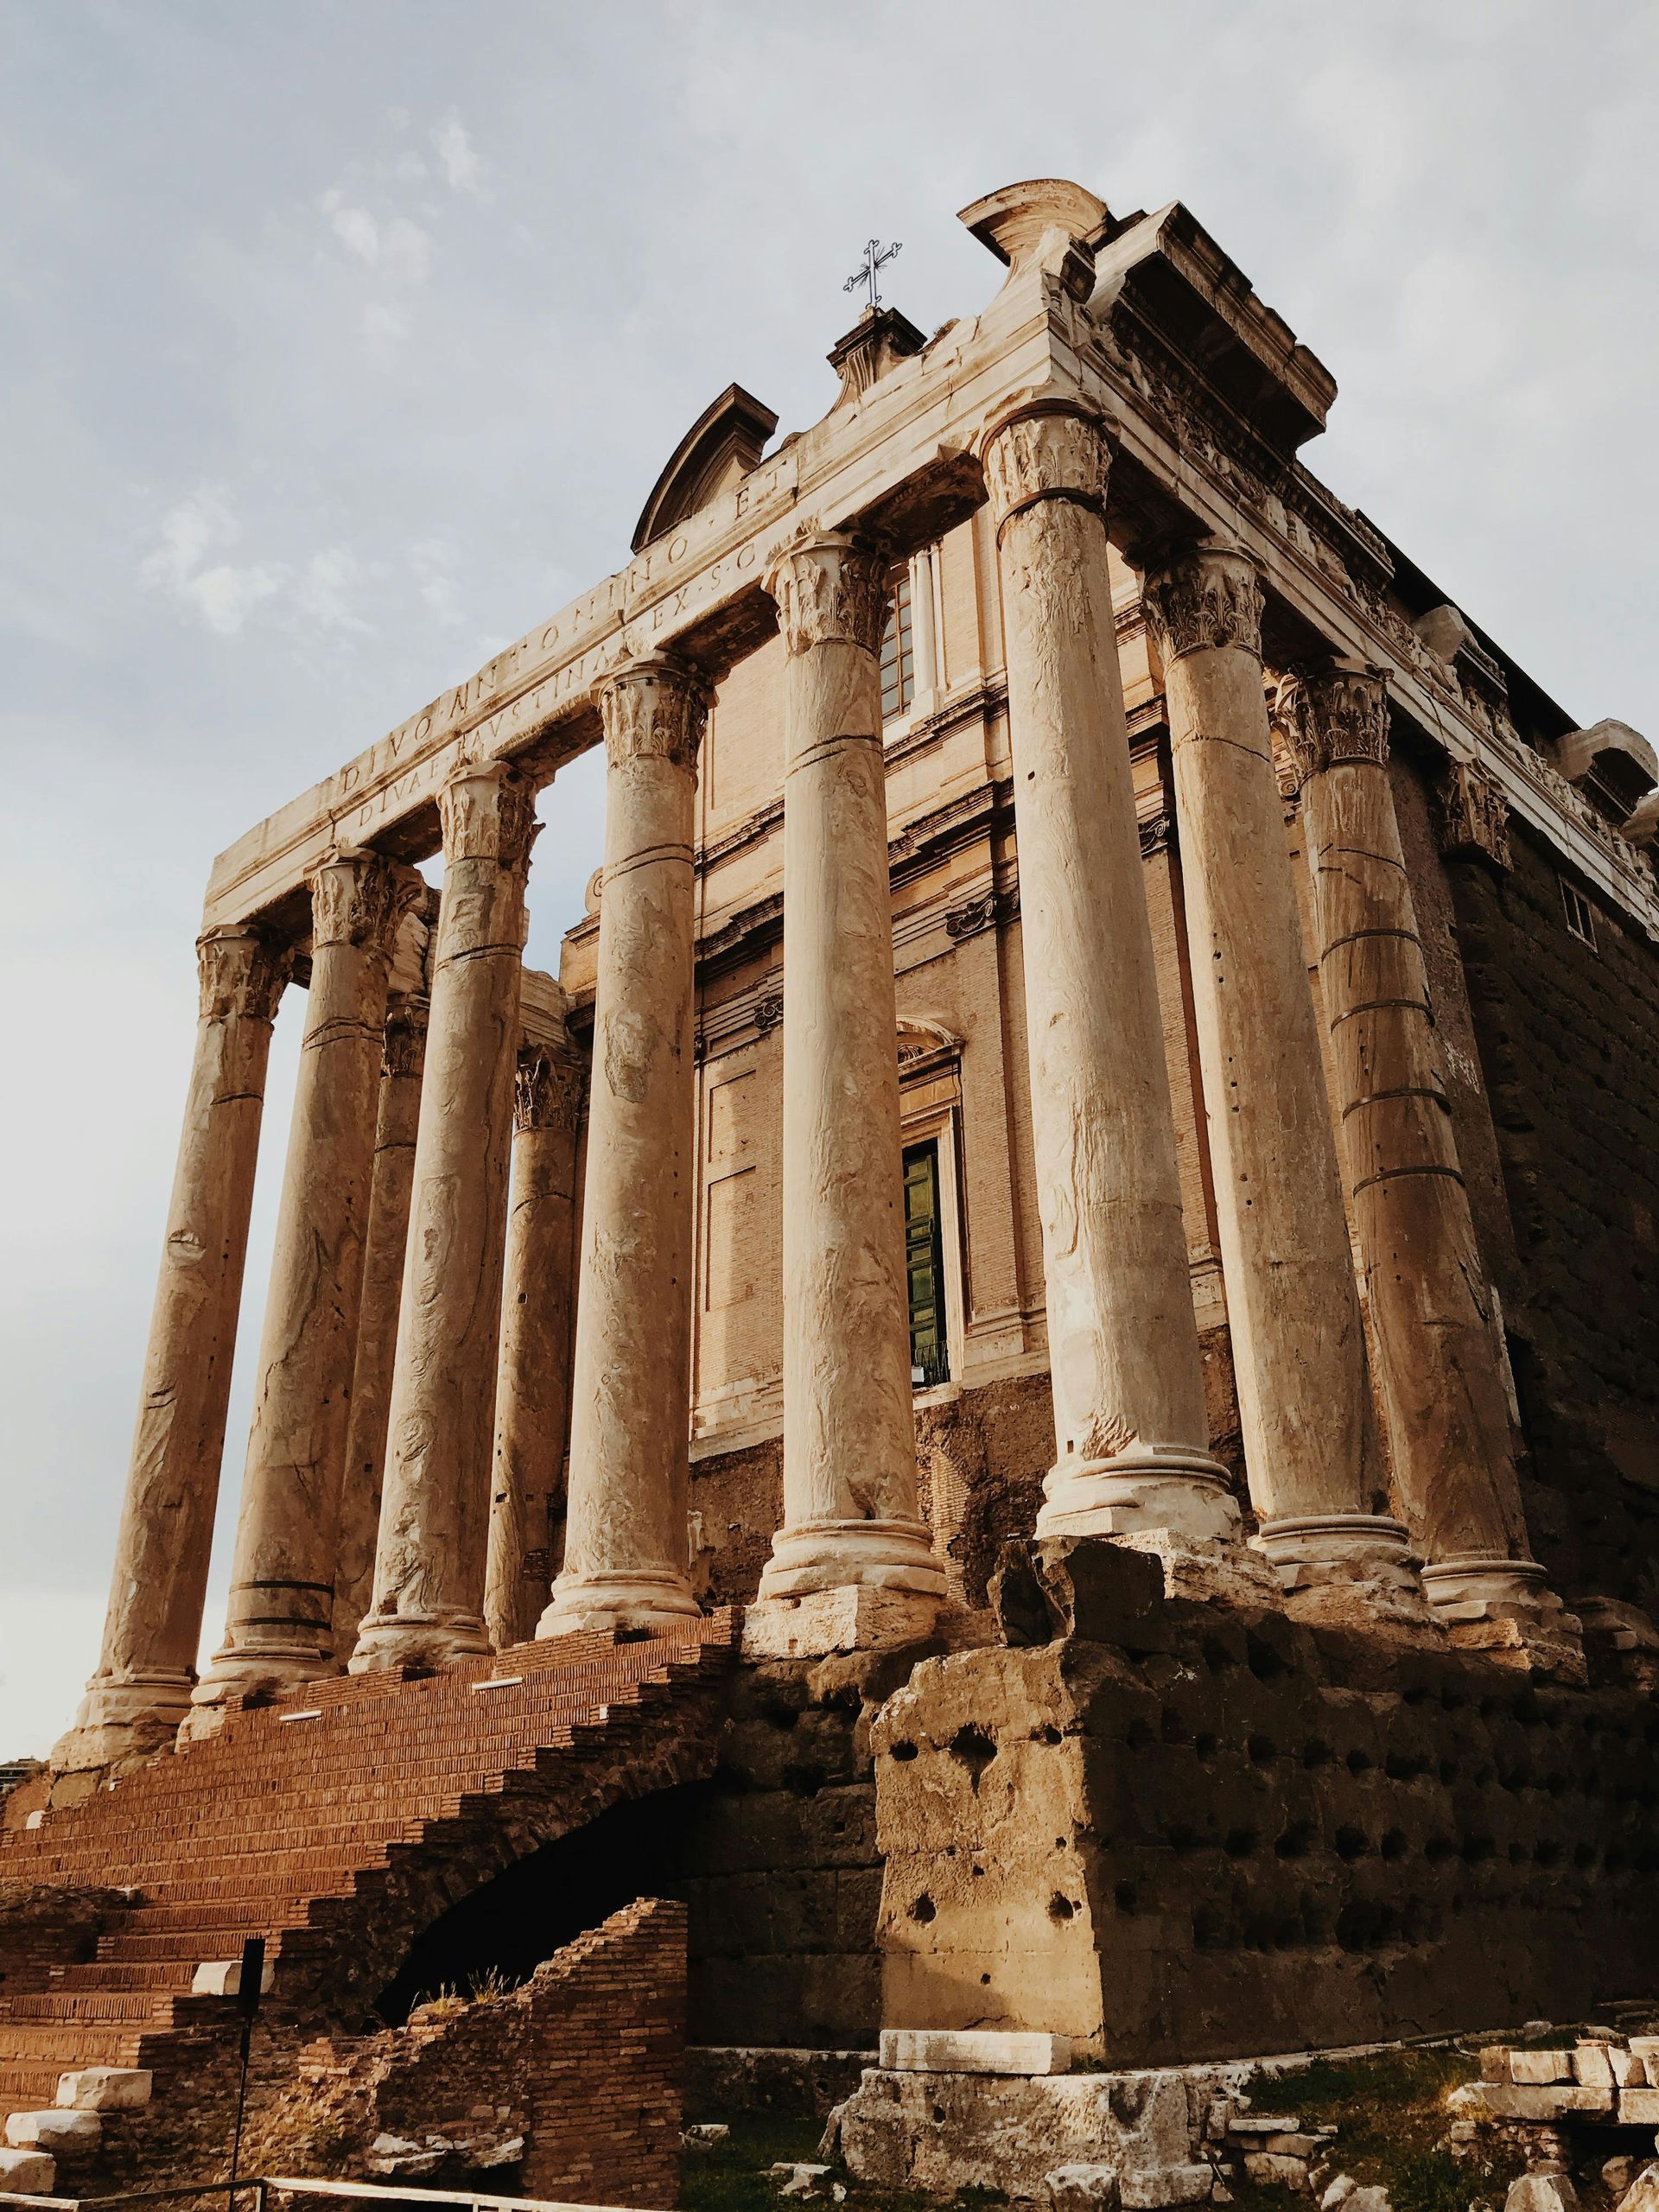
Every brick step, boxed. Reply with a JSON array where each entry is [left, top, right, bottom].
[[0, 1990, 190, 2024], [35, 1962, 196, 1993]]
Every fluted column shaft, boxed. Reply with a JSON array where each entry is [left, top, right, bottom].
[[1275, 664, 1579, 1649], [353, 762, 537, 1671], [55, 929, 289, 1770], [334, 981, 429, 1657], [187, 851, 420, 1728], [542, 659, 705, 1633], [979, 404, 1237, 1556], [487, 1039, 583, 1649], [1143, 542, 1422, 1610], [757, 533, 944, 1603]]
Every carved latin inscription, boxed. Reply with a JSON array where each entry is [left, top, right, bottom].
[[1141, 541, 1265, 664]]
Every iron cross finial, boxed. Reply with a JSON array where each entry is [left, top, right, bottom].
[[844, 237, 901, 312]]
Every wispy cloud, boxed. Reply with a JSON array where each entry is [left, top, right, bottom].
[[139, 485, 285, 636], [432, 113, 485, 198]]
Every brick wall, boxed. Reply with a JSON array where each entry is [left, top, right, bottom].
[[1445, 817, 1659, 1615]]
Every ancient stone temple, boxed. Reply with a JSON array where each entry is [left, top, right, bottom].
[[4, 176, 1658, 2205]]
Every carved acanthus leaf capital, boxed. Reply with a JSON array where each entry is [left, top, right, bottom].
[[978, 401, 1111, 533], [764, 532, 891, 658], [1438, 760, 1512, 872], [196, 926, 290, 1024], [514, 1042, 585, 1134], [1141, 540, 1265, 665], [597, 653, 712, 776], [1270, 664, 1391, 785], [308, 848, 425, 957], [438, 761, 540, 872], [383, 995, 430, 1078]]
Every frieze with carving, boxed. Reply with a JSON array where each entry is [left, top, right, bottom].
[[944, 884, 1020, 939]]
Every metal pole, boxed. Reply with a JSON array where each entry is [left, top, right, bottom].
[[226, 1936, 267, 2212]]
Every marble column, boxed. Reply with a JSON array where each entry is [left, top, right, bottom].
[[977, 403, 1243, 1577], [753, 531, 946, 1620], [1274, 663, 1582, 1667], [486, 1036, 583, 1649], [186, 850, 421, 1730], [909, 543, 941, 715], [333, 915, 432, 1659], [53, 928, 289, 1772], [1141, 540, 1427, 1620], [353, 761, 537, 1671], [541, 658, 706, 1634]]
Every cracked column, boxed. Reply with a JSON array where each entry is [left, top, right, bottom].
[[750, 531, 946, 1643], [1274, 662, 1583, 1673], [486, 1032, 583, 1649], [541, 658, 705, 1635], [53, 927, 289, 1774], [333, 895, 434, 1659], [1141, 540, 1428, 1624], [186, 850, 421, 1731], [353, 761, 537, 1672], [978, 402, 1246, 1589]]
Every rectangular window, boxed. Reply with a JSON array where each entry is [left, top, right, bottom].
[[880, 572, 914, 723], [1560, 877, 1599, 950], [903, 1140, 950, 1388]]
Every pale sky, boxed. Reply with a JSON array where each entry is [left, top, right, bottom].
[[3, 0, 1656, 1756]]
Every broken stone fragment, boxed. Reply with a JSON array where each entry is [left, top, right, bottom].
[[768, 2161, 836, 2200], [1120, 2164, 1215, 2208], [684, 2122, 732, 2147], [1575, 2047, 1616, 2089], [1615, 2164, 1659, 2212], [1243, 2152, 1309, 2187], [1342, 2187, 1393, 2212], [1504, 2175, 1580, 2212], [1321, 2174, 1357, 2209], [1048, 2162, 1122, 2212], [878, 2028, 1072, 2075], [55, 2065, 152, 2111]]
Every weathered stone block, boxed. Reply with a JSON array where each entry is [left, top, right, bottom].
[[1121, 2163, 1214, 2208], [1574, 2046, 1615, 2089], [55, 2066, 152, 2112], [880, 2029, 1071, 2075], [1511, 2051, 1573, 2084], [5, 2108, 100, 2155], [1049, 2162, 1122, 2212], [1505, 2176, 1580, 2212], [1614, 2163, 1659, 2212], [0, 2147, 55, 2193], [192, 1953, 274, 1997], [1243, 2153, 1309, 2186], [1618, 2089, 1659, 2124], [1474, 2084, 1614, 2120]]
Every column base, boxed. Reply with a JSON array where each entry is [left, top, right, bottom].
[[1034, 1449, 1273, 1605], [348, 1608, 492, 1675], [1420, 1555, 1586, 1683], [741, 1586, 946, 1661], [1255, 1513, 1441, 1633], [537, 1567, 702, 1639], [50, 1670, 194, 1777], [181, 1636, 334, 1741], [755, 1516, 947, 1604]]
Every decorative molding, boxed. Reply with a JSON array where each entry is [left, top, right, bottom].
[[438, 760, 539, 871], [753, 991, 784, 1036], [1437, 761, 1512, 874], [196, 926, 290, 1025], [765, 532, 889, 657], [978, 402, 1109, 534], [944, 884, 1020, 939], [514, 1042, 584, 1135], [1137, 810, 1173, 859], [1141, 541, 1264, 664], [596, 652, 711, 776], [307, 848, 424, 956], [1270, 664, 1390, 785]]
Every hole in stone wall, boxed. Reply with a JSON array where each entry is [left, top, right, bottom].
[[1380, 1829, 1408, 1861], [1247, 1734, 1277, 1766], [1274, 1822, 1314, 1859], [1032, 1724, 1063, 1746], [1303, 1739, 1332, 1769], [782, 1762, 825, 1797], [909, 1894, 937, 1923], [890, 1740, 918, 1762], [1224, 1828, 1259, 1859], [1245, 1634, 1289, 1681], [1346, 1749, 1373, 1775], [1335, 1825, 1370, 1860], [1048, 1892, 1076, 1921], [1202, 1637, 1237, 1673], [949, 1724, 998, 1790], [1425, 1834, 1456, 1864], [1115, 1882, 1137, 1914], [1194, 1733, 1220, 1763], [1124, 1719, 1155, 1751], [762, 1700, 800, 1731], [1192, 1904, 1225, 1949]]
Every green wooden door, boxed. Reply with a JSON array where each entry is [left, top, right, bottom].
[[903, 1141, 950, 1387]]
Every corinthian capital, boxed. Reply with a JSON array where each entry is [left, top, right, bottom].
[[383, 995, 430, 1078], [514, 1041, 586, 1135], [597, 652, 711, 776], [308, 848, 425, 957], [977, 400, 1111, 533], [1141, 539, 1265, 664], [196, 925, 290, 1024], [438, 760, 540, 872], [1438, 760, 1511, 872], [1270, 663, 1391, 785], [764, 531, 890, 658]]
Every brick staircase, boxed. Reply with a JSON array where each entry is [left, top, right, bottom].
[[0, 1614, 737, 2127]]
